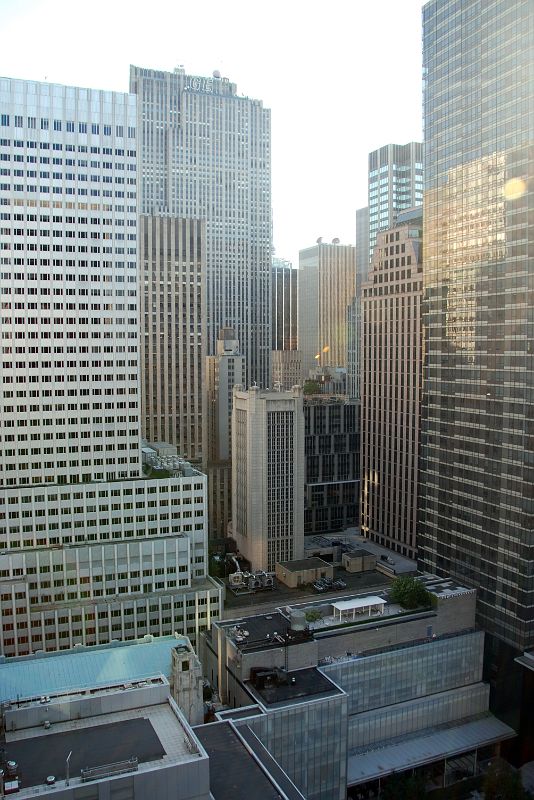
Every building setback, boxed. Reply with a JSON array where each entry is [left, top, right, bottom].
[[232, 386, 305, 571], [418, 0, 534, 653], [360, 210, 422, 559], [130, 65, 272, 389], [0, 77, 221, 657]]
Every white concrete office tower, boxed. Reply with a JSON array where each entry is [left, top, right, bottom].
[[206, 329, 245, 539], [368, 142, 423, 263], [130, 66, 272, 389], [140, 215, 206, 462], [0, 77, 221, 657], [232, 385, 305, 571], [298, 240, 356, 381]]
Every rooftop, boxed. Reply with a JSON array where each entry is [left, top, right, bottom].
[[0, 634, 188, 704], [246, 666, 343, 708], [4, 702, 203, 796], [194, 721, 304, 800], [223, 611, 292, 646], [277, 557, 331, 572]]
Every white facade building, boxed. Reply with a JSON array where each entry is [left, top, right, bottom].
[[130, 66, 272, 389], [232, 386, 305, 572], [0, 77, 221, 658]]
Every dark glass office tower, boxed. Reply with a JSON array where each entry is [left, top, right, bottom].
[[419, 0, 534, 651]]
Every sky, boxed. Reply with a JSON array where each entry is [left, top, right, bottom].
[[0, 0, 424, 266]]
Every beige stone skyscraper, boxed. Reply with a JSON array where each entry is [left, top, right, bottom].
[[298, 241, 356, 380], [232, 386, 305, 571], [360, 210, 422, 559], [140, 216, 206, 462], [206, 329, 244, 539]]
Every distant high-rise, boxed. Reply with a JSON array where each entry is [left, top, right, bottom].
[[355, 207, 369, 291], [368, 142, 423, 263], [419, 0, 534, 651], [206, 329, 245, 539], [304, 396, 359, 535], [0, 77, 221, 657], [232, 386, 304, 571], [272, 257, 297, 351], [361, 210, 423, 559], [298, 241, 356, 380], [347, 207, 369, 400], [130, 66, 272, 388], [140, 216, 206, 461]]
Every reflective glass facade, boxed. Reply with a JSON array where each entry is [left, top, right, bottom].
[[246, 694, 348, 800], [419, 0, 534, 649]]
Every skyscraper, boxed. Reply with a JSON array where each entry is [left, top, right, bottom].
[[140, 216, 206, 462], [298, 241, 356, 380], [232, 386, 305, 571], [368, 142, 423, 263], [0, 77, 221, 656], [272, 256, 297, 351], [206, 328, 244, 539], [347, 207, 369, 400], [360, 210, 423, 559], [419, 0, 534, 651], [130, 66, 272, 388], [304, 396, 359, 535]]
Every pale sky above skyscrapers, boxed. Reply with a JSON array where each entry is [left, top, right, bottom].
[[0, 0, 423, 265]]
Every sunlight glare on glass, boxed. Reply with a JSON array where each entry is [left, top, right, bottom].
[[503, 177, 526, 200]]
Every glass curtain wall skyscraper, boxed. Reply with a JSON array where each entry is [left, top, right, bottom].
[[130, 66, 272, 390], [419, 0, 534, 651]]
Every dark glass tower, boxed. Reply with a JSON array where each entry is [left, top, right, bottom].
[[419, 0, 534, 651]]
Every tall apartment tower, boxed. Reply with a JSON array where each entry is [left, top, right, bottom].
[[419, 0, 534, 653], [360, 210, 423, 559], [206, 328, 244, 539], [140, 216, 206, 462], [368, 142, 423, 263], [232, 386, 305, 572], [0, 78, 221, 657], [298, 241, 356, 381], [130, 66, 272, 388]]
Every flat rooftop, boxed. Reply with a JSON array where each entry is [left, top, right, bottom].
[[4, 703, 200, 793], [421, 574, 475, 599], [194, 721, 304, 800], [277, 557, 331, 572], [0, 635, 189, 704], [223, 568, 391, 615], [246, 666, 343, 708], [223, 611, 291, 644]]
